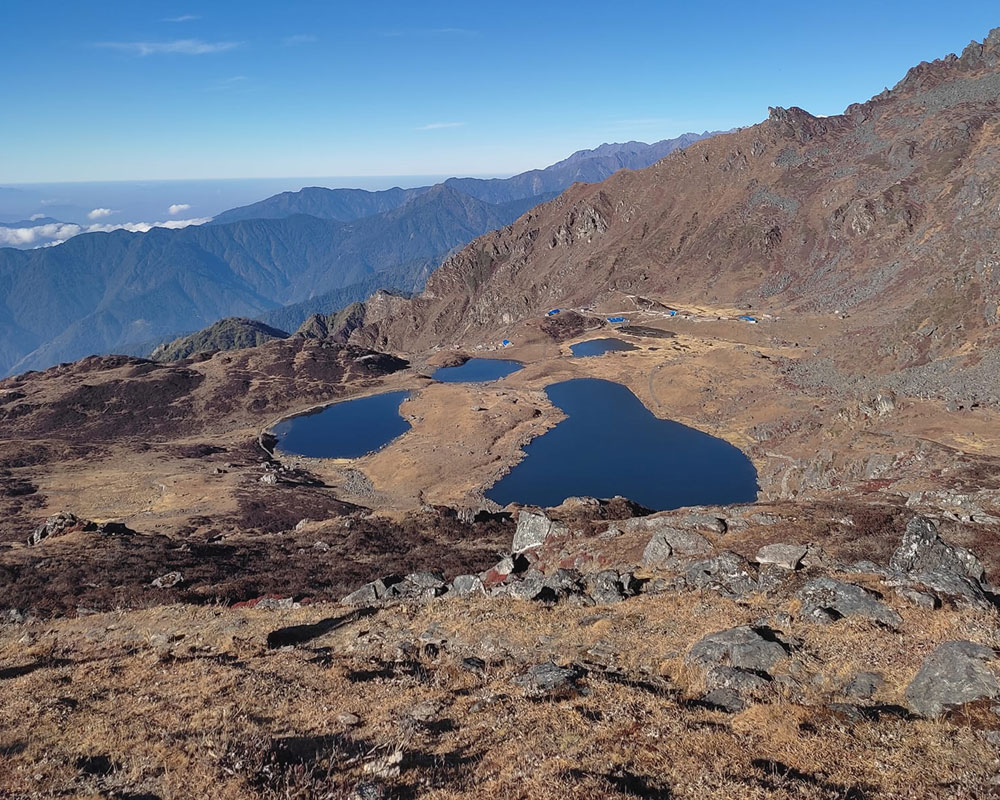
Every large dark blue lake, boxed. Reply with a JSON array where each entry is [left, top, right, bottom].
[[273, 390, 410, 458], [570, 338, 638, 357], [433, 358, 523, 383], [486, 378, 758, 510]]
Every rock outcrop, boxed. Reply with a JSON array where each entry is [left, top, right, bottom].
[[905, 641, 1000, 718]]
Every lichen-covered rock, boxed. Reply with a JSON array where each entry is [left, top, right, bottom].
[[890, 516, 986, 582], [755, 543, 808, 570], [513, 662, 584, 698], [150, 571, 184, 589], [27, 513, 96, 546], [895, 585, 940, 609], [341, 575, 404, 606], [512, 511, 566, 552], [843, 671, 884, 700], [797, 577, 902, 630], [586, 570, 640, 604], [506, 570, 547, 601], [687, 626, 789, 673], [450, 574, 485, 596], [905, 641, 999, 718], [705, 665, 772, 694], [700, 687, 746, 713], [641, 525, 713, 567], [884, 518, 997, 609], [680, 511, 728, 534], [542, 568, 585, 599], [685, 552, 758, 598], [403, 571, 447, 593]]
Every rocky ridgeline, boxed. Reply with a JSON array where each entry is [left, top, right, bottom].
[[341, 510, 1000, 720]]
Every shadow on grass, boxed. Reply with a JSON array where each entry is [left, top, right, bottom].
[[266, 607, 376, 649]]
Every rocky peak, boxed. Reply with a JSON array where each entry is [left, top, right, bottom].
[[960, 26, 1000, 68], [766, 106, 831, 142], [883, 27, 1000, 100]]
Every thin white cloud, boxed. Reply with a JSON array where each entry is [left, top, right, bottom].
[[382, 27, 478, 38], [96, 39, 241, 56], [164, 14, 200, 22], [282, 34, 317, 45], [0, 218, 211, 248], [206, 75, 248, 91], [87, 207, 114, 220], [416, 122, 466, 131], [168, 203, 191, 215], [29, 213, 46, 221]]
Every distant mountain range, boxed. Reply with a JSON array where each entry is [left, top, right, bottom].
[[0, 132, 724, 375], [212, 133, 725, 225]]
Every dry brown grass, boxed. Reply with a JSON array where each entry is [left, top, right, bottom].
[[0, 588, 996, 799]]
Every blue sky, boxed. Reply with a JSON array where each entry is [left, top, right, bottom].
[[3, 1, 999, 182]]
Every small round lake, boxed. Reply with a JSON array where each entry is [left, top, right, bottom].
[[570, 338, 638, 357], [486, 378, 758, 510], [272, 390, 410, 458], [432, 358, 523, 383]]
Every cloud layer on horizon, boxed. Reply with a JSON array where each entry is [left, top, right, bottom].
[[0, 217, 212, 248]]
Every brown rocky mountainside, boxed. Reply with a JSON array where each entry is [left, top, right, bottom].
[[347, 29, 1000, 406]]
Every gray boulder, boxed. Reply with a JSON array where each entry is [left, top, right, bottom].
[[900, 572, 991, 610], [586, 570, 640, 604], [887, 517, 994, 609], [512, 511, 566, 553], [506, 570, 547, 601], [797, 577, 902, 630], [28, 513, 96, 546], [685, 552, 758, 598], [504, 568, 585, 602], [450, 574, 485, 597], [755, 543, 808, 570], [687, 626, 789, 673], [151, 571, 184, 589], [705, 665, 771, 694], [895, 586, 939, 609], [341, 575, 403, 606], [642, 525, 713, 568], [843, 671, 884, 701], [513, 662, 584, 698], [542, 568, 585, 599], [681, 511, 728, 534], [905, 641, 999, 718], [402, 571, 447, 595], [3, 609, 27, 624], [700, 687, 746, 713]]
